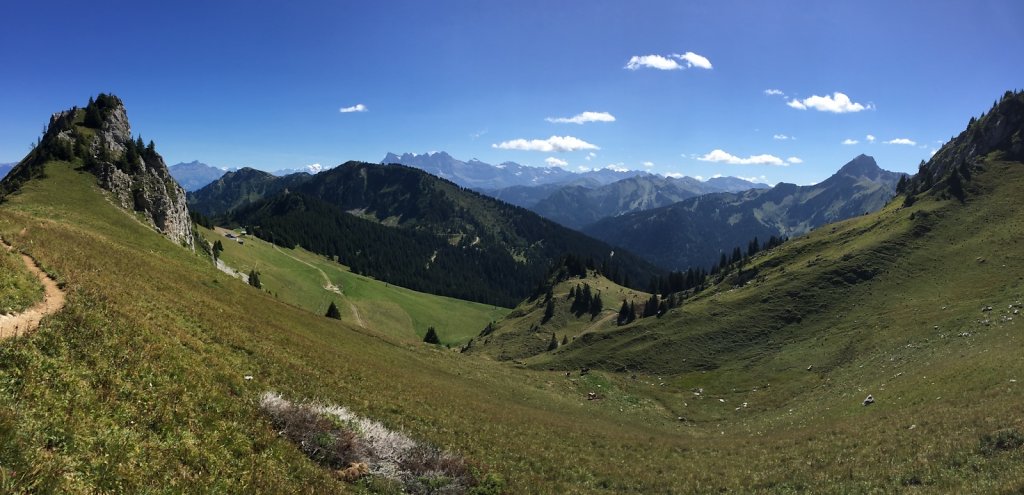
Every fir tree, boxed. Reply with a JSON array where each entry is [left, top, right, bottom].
[[561, 335, 569, 346], [248, 270, 262, 289], [618, 300, 631, 325], [547, 333, 558, 351], [542, 297, 555, 323], [423, 326, 441, 344], [589, 291, 603, 318], [325, 301, 341, 319]]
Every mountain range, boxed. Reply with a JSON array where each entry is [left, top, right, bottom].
[[584, 154, 904, 270], [189, 163, 662, 306], [384, 151, 769, 228], [382, 151, 650, 189]]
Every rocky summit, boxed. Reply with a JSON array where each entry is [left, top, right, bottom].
[[1, 94, 193, 249]]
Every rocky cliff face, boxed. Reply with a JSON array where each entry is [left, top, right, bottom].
[[89, 99, 193, 248], [1, 94, 194, 249]]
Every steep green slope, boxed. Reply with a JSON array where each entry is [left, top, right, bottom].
[[212, 162, 663, 307], [187, 167, 311, 216], [200, 225, 508, 344], [0, 161, 700, 494], [464, 271, 651, 361]]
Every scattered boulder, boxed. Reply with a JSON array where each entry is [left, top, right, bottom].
[[807, 365, 813, 371], [587, 392, 598, 400], [863, 394, 875, 406]]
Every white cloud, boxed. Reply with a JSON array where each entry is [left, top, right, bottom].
[[676, 51, 713, 69], [786, 92, 870, 113], [773, 134, 791, 140], [492, 135, 599, 152], [625, 54, 680, 70], [738, 175, 768, 183], [930, 149, 938, 156], [697, 149, 786, 166], [666, 172, 686, 178], [544, 157, 569, 167], [586, 152, 596, 161], [546, 111, 616, 124], [866, 134, 876, 142], [786, 157, 803, 164], [605, 163, 629, 172], [787, 99, 807, 110], [305, 163, 323, 174], [339, 103, 367, 113], [885, 138, 917, 145], [764, 89, 784, 96], [842, 138, 859, 145], [642, 161, 654, 168], [625, 51, 712, 70], [577, 166, 591, 172]]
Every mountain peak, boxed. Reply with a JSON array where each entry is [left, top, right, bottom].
[[1, 94, 193, 248], [837, 154, 880, 177]]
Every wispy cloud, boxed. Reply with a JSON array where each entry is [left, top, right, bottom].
[[642, 161, 654, 168], [786, 157, 803, 164], [546, 111, 616, 124], [585, 152, 596, 161], [577, 166, 591, 172], [786, 92, 871, 113], [625, 51, 712, 70], [773, 134, 791, 140], [842, 138, 859, 145], [339, 103, 367, 113], [544, 157, 568, 167], [738, 175, 768, 183], [492, 135, 599, 152], [666, 172, 686, 179], [885, 138, 917, 145], [470, 129, 488, 139], [605, 163, 630, 172], [697, 149, 786, 166], [764, 89, 784, 96], [866, 134, 876, 143]]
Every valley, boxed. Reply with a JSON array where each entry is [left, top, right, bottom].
[[1, 2, 1023, 492]]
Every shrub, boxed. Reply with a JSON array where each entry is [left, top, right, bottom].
[[979, 428, 1024, 456], [259, 393, 363, 469]]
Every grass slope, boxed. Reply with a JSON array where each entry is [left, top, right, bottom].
[[1, 157, 1023, 493], [0, 248, 44, 315], [466, 272, 650, 362], [200, 225, 509, 345]]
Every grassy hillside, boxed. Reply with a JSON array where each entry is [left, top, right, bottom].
[[199, 225, 509, 345], [0, 248, 43, 315], [2, 156, 1024, 491], [465, 271, 651, 361]]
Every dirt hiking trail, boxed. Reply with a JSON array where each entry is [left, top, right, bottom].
[[0, 240, 67, 340]]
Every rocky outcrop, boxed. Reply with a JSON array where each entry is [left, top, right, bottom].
[[909, 89, 1024, 194], [90, 96, 193, 248], [0, 94, 194, 249]]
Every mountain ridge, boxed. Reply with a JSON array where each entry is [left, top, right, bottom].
[[584, 154, 903, 270]]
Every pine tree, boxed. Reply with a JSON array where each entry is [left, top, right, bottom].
[[561, 335, 569, 346], [248, 270, 262, 289], [423, 326, 441, 344], [212, 240, 224, 260], [542, 297, 555, 323], [547, 333, 558, 351], [618, 300, 631, 325], [589, 291, 603, 318], [325, 301, 341, 319]]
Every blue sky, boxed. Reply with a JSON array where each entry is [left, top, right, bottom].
[[2, 1, 1022, 185]]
